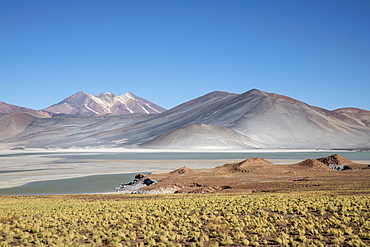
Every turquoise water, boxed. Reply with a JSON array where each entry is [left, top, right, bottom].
[[0, 173, 144, 195], [59, 151, 370, 161], [1, 151, 369, 161]]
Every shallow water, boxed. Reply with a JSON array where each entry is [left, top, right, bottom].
[[59, 151, 370, 161], [0, 173, 144, 195]]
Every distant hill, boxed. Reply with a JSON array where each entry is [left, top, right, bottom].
[[0, 101, 49, 115], [42, 91, 166, 116], [1, 88, 369, 149], [333, 108, 370, 127], [128, 89, 370, 149], [0, 112, 49, 146]]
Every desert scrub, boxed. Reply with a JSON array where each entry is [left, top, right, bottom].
[[0, 193, 369, 246]]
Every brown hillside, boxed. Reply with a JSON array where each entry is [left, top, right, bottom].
[[295, 159, 333, 171], [219, 157, 275, 173], [317, 154, 355, 165], [0, 112, 35, 140], [170, 166, 194, 175]]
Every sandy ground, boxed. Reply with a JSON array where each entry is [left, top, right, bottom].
[[1, 148, 369, 189]]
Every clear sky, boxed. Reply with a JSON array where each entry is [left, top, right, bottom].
[[1, 0, 369, 111]]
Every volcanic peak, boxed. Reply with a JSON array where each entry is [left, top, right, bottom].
[[43, 91, 166, 116]]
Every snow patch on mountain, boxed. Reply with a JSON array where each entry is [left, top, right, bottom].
[[145, 103, 161, 113], [139, 104, 150, 114], [84, 104, 100, 115]]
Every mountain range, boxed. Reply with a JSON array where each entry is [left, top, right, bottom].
[[0, 91, 165, 117], [0, 89, 369, 150]]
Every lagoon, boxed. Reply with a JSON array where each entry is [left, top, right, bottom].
[[0, 173, 141, 195], [0, 150, 369, 195], [59, 151, 370, 161]]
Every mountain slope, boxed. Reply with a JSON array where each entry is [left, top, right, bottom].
[[43, 91, 110, 116], [0, 102, 49, 115], [109, 89, 370, 149], [137, 124, 265, 149], [43, 91, 166, 116], [95, 92, 166, 115], [0, 112, 49, 144], [1, 89, 369, 149], [225, 91, 370, 148], [102, 91, 240, 145], [333, 108, 370, 127]]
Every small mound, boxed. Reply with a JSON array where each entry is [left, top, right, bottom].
[[220, 157, 275, 173], [296, 159, 333, 171], [317, 154, 355, 165], [170, 166, 194, 175]]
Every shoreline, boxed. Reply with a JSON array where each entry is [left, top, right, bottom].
[[0, 149, 369, 195], [0, 147, 363, 155]]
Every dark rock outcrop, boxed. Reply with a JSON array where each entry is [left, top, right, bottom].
[[115, 174, 156, 193]]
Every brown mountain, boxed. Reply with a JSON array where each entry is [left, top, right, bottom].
[[333, 108, 370, 127], [0, 112, 49, 145], [133, 89, 370, 149], [0, 102, 48, 115], [1, 89, 369, 149]]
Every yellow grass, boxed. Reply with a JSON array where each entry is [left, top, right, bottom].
[[0, 192, 369, 246]]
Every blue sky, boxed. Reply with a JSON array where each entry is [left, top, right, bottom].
[[1, 0, 369, 110]]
